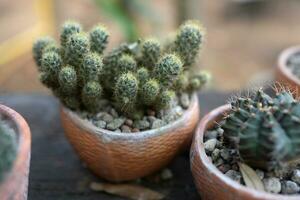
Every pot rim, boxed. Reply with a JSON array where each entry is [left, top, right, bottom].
[[61, 93, 199, 141], [0, 104, 31, 187], [278, 45, 300, 86], [194, 104, 300, 199]]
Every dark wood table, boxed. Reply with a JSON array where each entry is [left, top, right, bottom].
[[0, 91, 232, 200]]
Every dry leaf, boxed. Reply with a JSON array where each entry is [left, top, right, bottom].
[[90, 182, 165, 200], [238, 162, 265, 191]]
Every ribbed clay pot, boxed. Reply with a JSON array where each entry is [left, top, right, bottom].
[[61, 93, 199, 182], [0, 105, 31, 200], [276, 46, 300, 97], [190, 105, 300, 200]]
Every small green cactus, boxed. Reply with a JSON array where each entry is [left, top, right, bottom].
[[33, 20, 209, 117], [0, 122, 17, 181], [221, 88, 300, 170]]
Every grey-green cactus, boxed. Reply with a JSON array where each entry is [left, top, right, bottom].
[[0, 122, 17, 181], [33, 20, 209, 115], [221, 88, 300, 171]]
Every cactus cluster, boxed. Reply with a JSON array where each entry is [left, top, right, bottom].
[[33, 20, 209, 117], [221, 88, 300, 171], [0, 122, 17, 181]]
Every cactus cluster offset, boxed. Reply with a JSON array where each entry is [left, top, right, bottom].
[[0, 122, 17, 181], [221, 88, 300, 171], [33, 20, 209, 116]]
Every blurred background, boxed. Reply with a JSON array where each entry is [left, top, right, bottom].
[[1, 0, 300, 93]]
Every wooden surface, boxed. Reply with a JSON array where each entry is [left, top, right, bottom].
[[0, 91, 231, 200]]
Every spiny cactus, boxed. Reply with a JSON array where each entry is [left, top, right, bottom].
[[0, 122, 17, 181], [33, 20, 209, 116], [221, 88, 300, 171]]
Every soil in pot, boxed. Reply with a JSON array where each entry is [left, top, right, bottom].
[[76, 92, 191, 133], [0, 115, 18, 183], [286, 51, 300, 79]]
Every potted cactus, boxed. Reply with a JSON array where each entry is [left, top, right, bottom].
[[277, 46, 300, 96], [0, 105, 31, 200], [32, 20, 209, 181], [191, 88, 300, 199]]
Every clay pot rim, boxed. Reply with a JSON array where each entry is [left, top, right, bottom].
[[194, 104, 300, 199], [278, 45, 300, 86], [61, 93, 198, 141], [0, 104, 31, 185]]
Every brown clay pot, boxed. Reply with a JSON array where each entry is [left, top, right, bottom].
[[276, 46, 300, 96], [0, 105, 31, 200], [61, 94, 199, 182], [190, 105, 300, 200]]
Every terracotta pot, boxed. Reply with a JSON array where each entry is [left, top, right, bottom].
[[61, 94, 199, 182], [190, 105, 300, 200], [276, 46, 300, 96], [0, 105, 31, 200]]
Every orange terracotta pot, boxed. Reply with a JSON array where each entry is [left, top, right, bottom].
[[0, 105, 31, 200], [61, 94, 199, 182], [276, 46, 300, 97], [190, 105, 300, 200]]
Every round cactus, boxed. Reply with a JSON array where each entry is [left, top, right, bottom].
[[65, 33, 89, 66], [32, 37, 55, 68], [82, 81, 103, 112], [0, 122, 17, 181], [174, 20, 205, 66], [141, 38, 161, 68], [81, 53, 103, 82], [117, 54, 137, 73], [58, 66, 78, 95], [154, 54, 183, 85], [60, 21, 82, 47], [41, 52, 62, 78], [189, 71, 210, 91], [140, 79, 160, 105], [114, 72, 139, 108], [89, 24, 109, 54], [136, 67, 150, 84], [156, 90, 175, 109], [221, 89, 300, 170]]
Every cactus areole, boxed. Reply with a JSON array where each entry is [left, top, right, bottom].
[[33, 20, 209, 119], [221, 88, 300, 171]]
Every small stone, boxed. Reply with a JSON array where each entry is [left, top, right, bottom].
[[133, 120, 150, 130], [291, 170, 300, 184], [174, 106, 183, 116], [102, 113, 113, 123], [110, 108, 119, 118], [180, 93, 190, 109], [214, 158, 224, 167], [255, 169, 264, 180], [151, 119, 165, 129], [281, 180, 300, 194], [217, 128, 224, 137], [211, 149, 220, 162], [218, 164, 231, 173], [132, 128, 140, 133], [106, 118, 125, 131], [204, 139, 217, 153], [95, 112, 105, 120], [147, 116, 157, 124], [94, 120, 106, 129], [125, 119, 133, 126], [115, 129, 121, 133], [121, 125, 131, 133], [263, 178, 281, 194], [161, 168, 173, 180], [231, 164, 239, 171], [220, 149, 230, 161], [205, 130, 218, 140], [147, 109, 156, 116], [225, 170, 241, 183]]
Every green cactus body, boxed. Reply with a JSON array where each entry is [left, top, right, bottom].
[[174, 21, 205, 67], [33, 20, 209, 118], [222, 89, 300, 170], [154, 54, 183, 86], [0, 122, 17, 181], [141, 38, 161, 68], [89, 25, 109, 54], [114, 73, 139, 109]]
